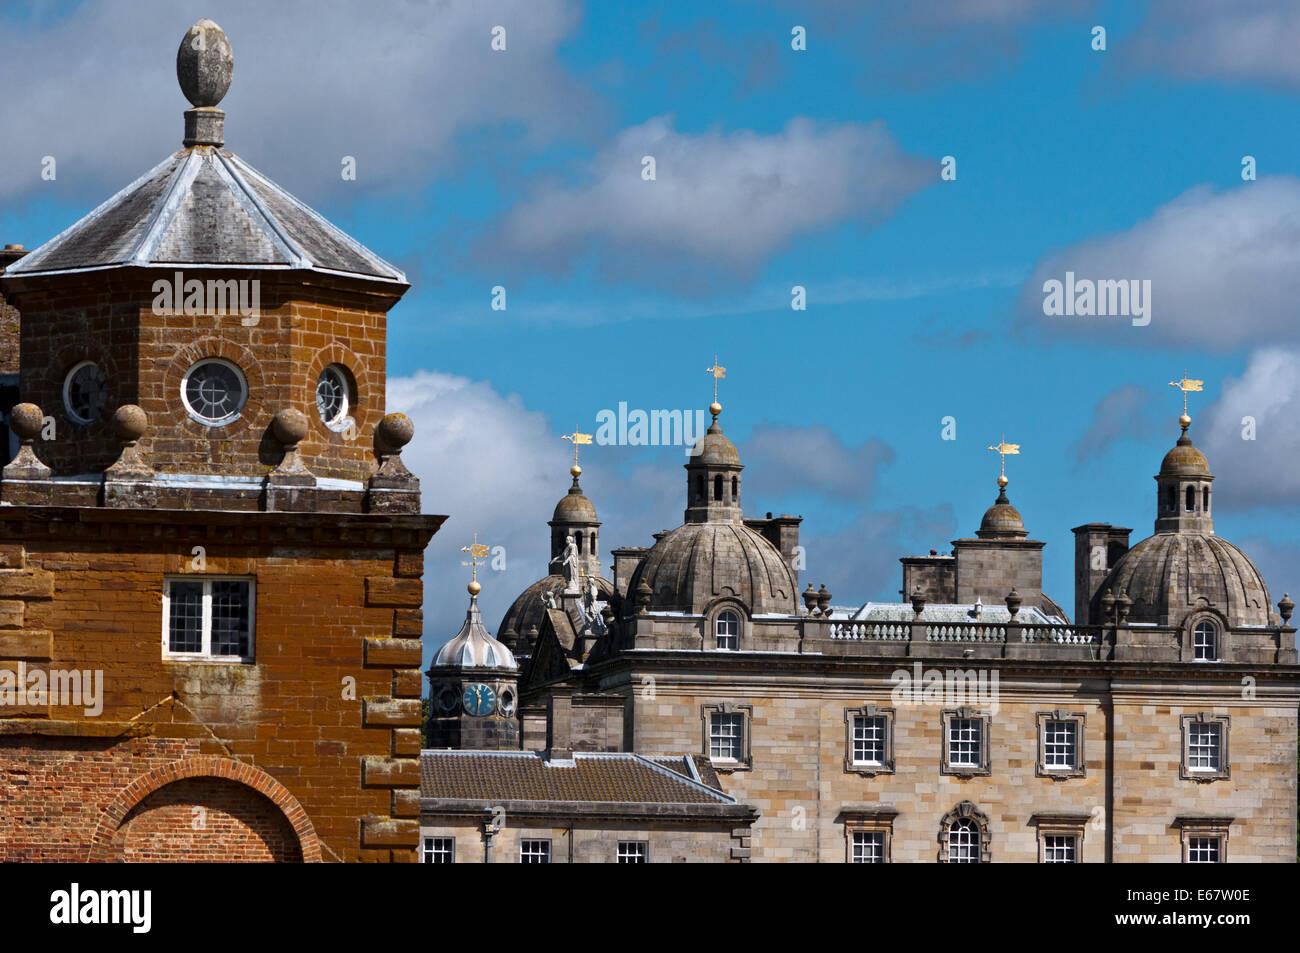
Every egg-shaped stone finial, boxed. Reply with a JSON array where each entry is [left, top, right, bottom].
[[112, 404, 149, 442], [377, 413, 415, 452], [9, 403, 43, 441], [271, 408, 309, 447], [177, 19, 234, 108]]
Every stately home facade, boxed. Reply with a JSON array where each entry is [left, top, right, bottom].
[[422, 399, 1299, 863], [0, 21, 438, 862]]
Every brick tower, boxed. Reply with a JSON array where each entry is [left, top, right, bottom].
[[0, 19, 442, 861]]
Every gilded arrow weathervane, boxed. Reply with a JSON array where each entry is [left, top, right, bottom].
[[561, 429, 593, 469], [1168, 372, 1203, 418], [706, 356, 726, 404], [987, 436, 1020, 484]]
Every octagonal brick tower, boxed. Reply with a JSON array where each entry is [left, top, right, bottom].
[[2, 18, 406, 488], [0, 20, 442, 864]]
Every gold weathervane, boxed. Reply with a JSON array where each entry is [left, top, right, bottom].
[[1168, 372, 1203, 425], [461, 533, 491, 595], [561, 429, 593, 470], [987, 436, 1020, 487], [706, 356, 726, 410]]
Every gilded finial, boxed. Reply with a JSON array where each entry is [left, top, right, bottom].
[[1169, 372, 1203, 431], [706, 356, 726, 418], [561, 429, 592, 476], [987, 436, 1020, 488], [461, 533, 491, 596]]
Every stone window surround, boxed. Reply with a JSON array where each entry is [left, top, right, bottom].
[[843, 704, 896, 776], [940, 706, 992, 778], [1179, 711, 1230, 782], [701, 598, 751, 652], [1174, 816, 1233, 863], [841, 806, 898, 863], [1029, 813, 1090, 863], [937, 801, 992, 863], [1035, 710, 1087, 779], [1183, 609, 1230, 663], [701, 702, 754, 772]]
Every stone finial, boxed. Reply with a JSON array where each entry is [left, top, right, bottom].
[[374, 413, 416, 480], [816, 583, 831, 615], [265, 408, 313, 483], [802, 583, 819, 616], [910, 585, 926, 618], [1101, 589, 1116, 624], [4, 402, 49, 480], [178, 19, 233, 147], [1115, 588, 1133, 625], [105, 404, 153, 481], [635, 579, 653, 615], [1005, 587, 1022, 620], [1280, 593, 1294, 625]]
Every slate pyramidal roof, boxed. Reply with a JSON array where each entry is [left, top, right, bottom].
[[6, 20, 405, 285]]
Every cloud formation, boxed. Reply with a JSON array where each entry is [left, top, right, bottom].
[[483, 115, 934, 289], [743, 424, 895, 502], [1071, 384, 1159, 467], [1199, 347, 1300, 509], [1018, 178, 1300, 349], [1126, 0, 1300, 88], [0, 0, 600, 205]]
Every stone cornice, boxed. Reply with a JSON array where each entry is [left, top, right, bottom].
[[419, 798, 758, 821]]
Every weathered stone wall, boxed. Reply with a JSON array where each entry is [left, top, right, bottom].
[[418, 816, 745, 863]]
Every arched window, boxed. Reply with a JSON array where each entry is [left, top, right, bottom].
[[589, 532, 596, 554], [573, 534, 583, 554], [1163, 485, 1175, 513], [948, 819, 980, 863], [1193, 620, 1218, 661], [1185, 486, 1195, 511], [939, 801, 990, 863], [731, 476, 739, 500], [715, 610, 740, 650], [714, 474, 723, 501], [1202, 487, 1209, 511], [694, 475, 704, 504]]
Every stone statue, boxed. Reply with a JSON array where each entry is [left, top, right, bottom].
[[559, 534, 580, 593]]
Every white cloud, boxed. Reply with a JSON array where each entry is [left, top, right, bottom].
[[1128, 0, 1300, 88], [1199, 347, 1300, 508], [1070, 384, 1159, 467], [0, 0, 599, 205], [485, 115, 934, 289], [743, 424, 894, 502], [1018, 177, 1300, 349]]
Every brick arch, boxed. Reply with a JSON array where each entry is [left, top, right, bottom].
[[160, 337, 267, 441], [87, 756, 321, 863]]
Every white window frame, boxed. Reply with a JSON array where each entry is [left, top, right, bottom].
[[181, 357, 248, 427], [1192, 620, 1218, 661], [162, 576, 256, 661], [520, 839, 551, 864], [941, 708, 992, 777], [709, 712, 745, 762], [316, 364, 353, 431], [422, 837, 454, 863], [616, 841, 648, 863], [1036, 710, 1087, 778], [852, 714, 886, 767], [947, 818, 981, 863], [1180, 713, 1230, 781], [1042, 834, 1077, 863], [1186, 835, 1221, 863], [62, 360, 107, 425], [851, 830, 885, 863], [1187, 722, 1221, 772], [715, 610, 740, 650], [948, 719, 981, 768]]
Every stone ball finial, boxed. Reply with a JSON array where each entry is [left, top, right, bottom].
[[177, 19, 234, 108], [112, 404, 148, 442], [9, 403, 43, 441], [377, 413, 415, 452], [271, 408, 309, 447]]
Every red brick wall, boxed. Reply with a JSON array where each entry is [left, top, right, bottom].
[[0, 509, 435, 862], [116, 777, 300, 862], [3, 271, 400, 480]]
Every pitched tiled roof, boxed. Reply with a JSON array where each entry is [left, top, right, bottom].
[[647, 754, 723, 791], [6, 148, 405, 283], [420, 751, 735, 805]]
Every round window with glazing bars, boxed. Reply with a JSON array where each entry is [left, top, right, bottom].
[[181, 358, 247, 426], [63, 361, 107, 424], [316, 364, 351, 429]]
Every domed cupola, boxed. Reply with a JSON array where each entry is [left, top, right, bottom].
[[1154, 411, 1214, 535], [549, 462, 601, 583], [684, 400, 743, 523], [977, 476, 1028, 540], [427, 573, 520, 751]]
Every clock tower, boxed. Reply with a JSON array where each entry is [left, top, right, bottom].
[[426, 578, 520, 750]]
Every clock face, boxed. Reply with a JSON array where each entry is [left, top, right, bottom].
[[462, 683, 497, 717]]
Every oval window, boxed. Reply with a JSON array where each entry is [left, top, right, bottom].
[[315, 365, 352, 430], [63, 361, 107, 424], [181, 358, 247, 426]]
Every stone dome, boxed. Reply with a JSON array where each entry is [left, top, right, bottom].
[[976, 487, 1027, 539], [1094, 533, 1271, 627], [498, 573, 615, 647], [433, 593, 517, 670], [629, 521, 797, 615], [553, 486, 597, 523], [689, 419, 741, 467], [1159, 431, 1210, 478]]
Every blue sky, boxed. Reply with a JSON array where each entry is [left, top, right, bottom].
[[5, 0, 1300, 657]]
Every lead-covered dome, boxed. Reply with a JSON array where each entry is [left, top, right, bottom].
[[433, 590, 517, 670], [1159, 430, 1210, 478], [976, 485, 1027, 539], [1094, 533, 1271, 627], [499, 573, 615, 649], [629, 521, 797, 615]]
